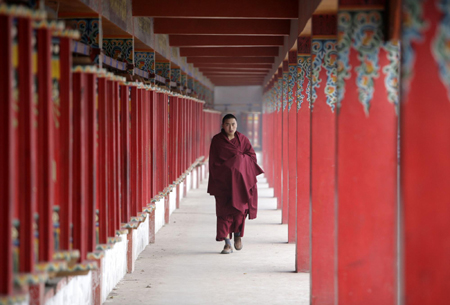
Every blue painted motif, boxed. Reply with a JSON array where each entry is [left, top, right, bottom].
[[402, 0, 428, 97], [103, 38, 133, 64], [282, 72, 289, 111], [134, 51, 155, 74], [297, 55, 311, 110], [288, 65, 296, 111], [432, 0, 450, 101]]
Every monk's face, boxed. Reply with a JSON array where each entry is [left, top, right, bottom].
[[222, 118, 237, 137]]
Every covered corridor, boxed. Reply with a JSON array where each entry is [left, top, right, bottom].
[[104, 163, 309, 305], [1, 0, 449, 305]]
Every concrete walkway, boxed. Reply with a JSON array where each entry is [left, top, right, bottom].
[[105, 169, 310, 304]]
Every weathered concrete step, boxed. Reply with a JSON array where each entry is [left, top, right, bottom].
[[258, 197, 277, 210], [258, 187, 274, 198]]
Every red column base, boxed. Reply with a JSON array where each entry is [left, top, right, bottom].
[[126, 231, 135, 273]]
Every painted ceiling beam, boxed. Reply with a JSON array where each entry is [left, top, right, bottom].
[[187, 57, 274, 64], [180, 47, 279, 57], [132, 0, 298, 19], [193, 63, 273, 69], [169, 35, 284, 47], [154, 18, 290, 36]]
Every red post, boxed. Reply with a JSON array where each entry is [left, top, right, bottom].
[[18, 17, 37, 272], [296, 36, 312, 273], [275, 70, 283, 210], [120, 84, 131, 224], [310, 14, 337, 304], [107, 80, 117, 238], [401, 0, 450, 303], [282, 60, 289, 225], [337, 3, 398, 303], [58, 36, 73, 251], [86, 73, 98, 253], [149, 90, 157, 199], [287, 51, 297, 243], [72, 72, 88, 262], [130, 86, 139, 218], [37, 27, 55, 262], [97, 77, 109, 244], [137, 88, 144, 210], [0, 13, 14, 295], [114, 81, 121, 231]]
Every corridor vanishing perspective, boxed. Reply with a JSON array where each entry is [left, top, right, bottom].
[[1, 0, 449, 305], [104, 159, 309, 305]]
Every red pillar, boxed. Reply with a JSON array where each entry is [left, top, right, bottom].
[[296, 36, 312, 273], [337, 3, 398, 304], [401, 0, 450, 303], [86, 73, 98, 253], [287, 51, 297, 243], [72, 72, 88, 262], [107, 80, 117, 238], [120, 84, 131, 224], [18, 17, 37, 272], [0, 13, 14, 295], [149, 90, 157, 199], [310, 14, 337, 304], [281, 60, 289, 225], [114, 81, 121, 231], [36, 27, 55, 262], [274, 70, 283, 210], [97, 77, 109, 243], [58, 36, 73, 251], [137, 88, 144, 210]]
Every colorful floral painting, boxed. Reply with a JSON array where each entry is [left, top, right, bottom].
[[312, 39, 337, 112], [288, 64, 296, 111], [171, 68, 181, 84], [282, 71, 288, 111], [102, 38, 133, 64], [432, 0, 450, 101], [277, 79, 283, 112], [297, 55, 311, 110], [155, 62, 170, 80], [134, 51, 155, 74], [382, 42, 400, 112], [337, 10, 383, 115], [402, 0, 428, 97], [68, 18, 100, 48]]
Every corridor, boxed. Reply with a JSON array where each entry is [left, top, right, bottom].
[[105, 164, 310, 305]]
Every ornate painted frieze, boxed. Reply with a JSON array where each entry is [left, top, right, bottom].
[[382, 41, 400, 111], [297, 56, 311, 110], [288, 64, 296, 111], [402, 0, 428, 97], [312, 39, 338, 112], [103, 38, 133, 64], [67, 18, 100, 48], [337, 10, 383, 114], [432, 0, 450, 101], [155, 62, 170, 80], [282, 70, 289, 111], [181, 73, 187, 87], [171, 68, 181, 84], [134, 51, 155, 75]]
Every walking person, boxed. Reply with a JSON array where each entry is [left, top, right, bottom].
[[207, 114, 264, 254]]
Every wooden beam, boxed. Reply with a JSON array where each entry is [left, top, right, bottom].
[[180, 47, 279, 57], [188, 57, 274, 64], [132, 0, 298, 19], [154, 18, 290, 36], [194, 63, 273, 69], [169, 35, 284, 47]]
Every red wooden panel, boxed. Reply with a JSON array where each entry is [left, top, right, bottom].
[[310, 14, 337, 304], [130, 86, 139, 217], [37, 27, 55, 262], [296, 37, 311, 273], [0, 13, 14, 295], [281, 61, 289, 225], [107, 80, 117, 237], [72, 72, 88, 262], [143, 90, 149, 206], [337, 6, 397, 304], [86, 73, 98, 252], [149, 90, 157, 199], [401, 1, 450, 303], [274, 74, 283, 210], [58, 36, 73, 251], [287, 53, 297, 244], [114, 82, 121, 230], [18, 17, 37, 272], [120, 85, 131, 223], [137, 89, 144, 209], [97, 77, 109, 243]]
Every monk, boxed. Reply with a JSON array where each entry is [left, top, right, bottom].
[[207, 114, 264, 254]]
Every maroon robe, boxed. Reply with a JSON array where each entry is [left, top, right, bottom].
[[208, 130, 264, 240]]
